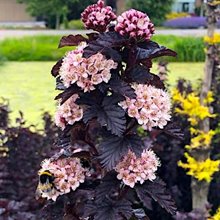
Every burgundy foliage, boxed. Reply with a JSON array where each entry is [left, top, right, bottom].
[[45, 9, 182, 217]]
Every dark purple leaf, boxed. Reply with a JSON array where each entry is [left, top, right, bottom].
[[95, 172, 121, 203], [84, 41, 122, 62], [86, 33, 99, 41], [83, 32, 125, 62], [109, 76, 136, 99], [136, 178, 177, 216], [96, 31, 128, 47], [102, 94, 125, 106], [51, 58, 63, 77], [83, 104, 126, 136], [83, 95, 126, 136], [129, 65, 165, 89], [133, 209, 150, 220], [55, 85, 81, 104], [84, 198, 133, 220], [76, 90, 103, 106], [129, 65, 152, 83], [135, 188, 153, 211], [163, 122, 184, 140], [99, 134, 143, 170], [58, 34, 87, 48], [137, 41, 177, 61]]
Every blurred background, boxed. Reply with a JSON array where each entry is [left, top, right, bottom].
[[0, 0, 220, 219]]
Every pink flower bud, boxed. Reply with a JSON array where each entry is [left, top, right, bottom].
[[115, 9, 154, 41], [81, 0, 116, 32]]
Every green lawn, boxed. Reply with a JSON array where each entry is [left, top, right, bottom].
[[1, 62, 204, 127]]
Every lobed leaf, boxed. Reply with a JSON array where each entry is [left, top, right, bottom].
[[99, 134, 143, 170], [129, 65, 165, 89], [83, 31, 126, 62], [55, 84, 81, 105], [136, 178, 177, 216], [109, 76, 136, 99], [137, 41, 177, 61], [163, 122, 184, 140], [83, 41, 122, 62], [95, 172, 121, 203], [85, 198, 133, 220], [51, 58, 63, 77], [96, 31, 128, 48], [58, 34, 87, 48], [83, 95, 126, 136]]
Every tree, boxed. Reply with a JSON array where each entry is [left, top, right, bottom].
[[128, 0, 174, 26], [18, 0, 79, 29]]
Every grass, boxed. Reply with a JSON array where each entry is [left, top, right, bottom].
[[0, 62, 58, 127], [1, 62, 204, 127]]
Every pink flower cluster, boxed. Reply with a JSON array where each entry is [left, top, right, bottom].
[[115, 9, 155, 41], [81, 0, 116, 32], [115, 149, 160, 188], [59, 43, 118, 92], [55, 94, 83, 130], [39, 157, 87, 201], [120, 84, 171, 130]]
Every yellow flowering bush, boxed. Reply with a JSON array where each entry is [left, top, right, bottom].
[[166, 12, 189, 20], [178, 153, 220, 182], [185, 130, 216, 150], [172, 89, 215, 126], [204, 33, 220, 45], [173, 89, 219, 181]]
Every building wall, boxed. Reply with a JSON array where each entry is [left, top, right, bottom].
[[0, 0, 34, 22], [172, 0, 195, 13]]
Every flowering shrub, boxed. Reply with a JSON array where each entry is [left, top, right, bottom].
[[204, 33, 220, 45], [38, 1, 181, 219], [0, 100, 59, 219], [164, 17, 220, 29], [173, 89, 220, 182], [172, 89, 215, 126], [165, 12, 190, 20], [178, 153, 220, 182]]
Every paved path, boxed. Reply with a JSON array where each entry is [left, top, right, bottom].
[[0, 29, 220, 40]]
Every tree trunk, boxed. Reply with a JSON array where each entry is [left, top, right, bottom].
[[116, 0, 126, 15], [55, 13, 61, 30], [192, 2, 216, 210]]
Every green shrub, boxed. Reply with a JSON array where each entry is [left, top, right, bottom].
[[152, 35, 205, 62], [0, 36, 69, 61], [67, 19, 85, 30]]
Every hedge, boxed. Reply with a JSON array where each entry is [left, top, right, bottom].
[[152, 35, 205, 62], [0, 35, 205, 62], [0, 36, 69, 61]]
